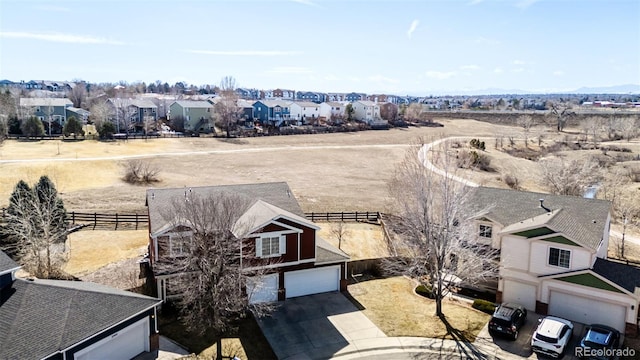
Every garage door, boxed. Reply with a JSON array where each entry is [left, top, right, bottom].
[[502, 280, 536, 311], [549, 291, 626, 332], [285, 265, 340, 298], [247, 273, 279, 304], [75, 317, 149, 360]]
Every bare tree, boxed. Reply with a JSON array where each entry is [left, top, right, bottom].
[[404, 103, 424, 123], [156, 192, 275, 360], [618, 116, 639, 142], [89, 102, 110, 128], [330, 222, 351, 250], [540, 157, 602, 196], [122, 159, 160, 184], [67, 83, 87, 108], [615, 191, 640, 259], [548, 101, 574, 132], [580, 116, 603, 147], [214, 76, 243, 138], [517, 115, 535, 148], [109, 98, 137, 133], [0, 176, 68, 278], [385, 139, 498, 318]]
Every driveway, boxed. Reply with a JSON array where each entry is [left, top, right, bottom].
[[475, 312, 589, 359], [256, 292, 386, 360]]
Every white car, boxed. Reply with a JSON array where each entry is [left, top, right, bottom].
[[531, 316, 574, 358]]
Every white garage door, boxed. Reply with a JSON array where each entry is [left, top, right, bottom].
[[247, 273, 279, 304], [549, 291, 626, 332], [75, 317, 149, 360], [285, 265, 340, 298], [502, 280, 536, 311]]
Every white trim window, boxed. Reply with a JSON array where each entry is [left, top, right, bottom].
[[168, 232, 193, 257], [256, 234, 286, 258], [479, 224, 493, 238], [548, 247, 570, 268]]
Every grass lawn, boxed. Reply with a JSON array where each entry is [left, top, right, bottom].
[[316, 222, 388, 260], [159, 309, 276, 360], [348, 276, 490, 342]]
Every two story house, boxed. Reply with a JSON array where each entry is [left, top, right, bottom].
[[19, 98, 73, 133], [296, 91, 326, 103], [0, 251, 161, 359], [289, 101, 321, 125], [145, 182, 349, 304], [168, 100, 214, 133], [319, 102, 346, 123], [253, 100, 293, 126], [469, 187, 640, 336], [106, 98, 158, 133], [352, 100, 382, 124]]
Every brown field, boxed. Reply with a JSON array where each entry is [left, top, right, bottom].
[[316, 222, 387, 260]]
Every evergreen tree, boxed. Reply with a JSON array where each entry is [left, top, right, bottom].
[[63, 115, 85, 139]]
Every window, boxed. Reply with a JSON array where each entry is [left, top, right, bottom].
[[257, 235, 285, 258], [170, 234, 192, 256], [548, 247, 570, 268], [479, 224, 492, 238]]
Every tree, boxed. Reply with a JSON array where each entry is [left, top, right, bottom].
[[0, 116, 7, 143], [548, 101, 574, 132], [63, 116, 85, 139], [98, 120, 116, 139], [380, 104, 398, 121], [1, 176, 68, 278], [156, 192, 274, 360], [330, 222, 351, 250], [385, 139, 498, 318], [344, 103, 355, 122], [67, 83, 87, 108], [540, 157, 602, 196], [580, 116, 603, 147], [517, 115, 535, 148], [404, 103, 424, 122], [214, 76, 242, 137], [89, 102, 110, 127], [21, 116, 45, 139]]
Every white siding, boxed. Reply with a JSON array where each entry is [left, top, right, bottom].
[[502, 279, 537, 311], [501, 235, 530, 271], [529, 241, 591, 275]]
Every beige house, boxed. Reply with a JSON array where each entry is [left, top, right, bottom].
[[469, 187, 639, 337], [351, 100, 381, 124]]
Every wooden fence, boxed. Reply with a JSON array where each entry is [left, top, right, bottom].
[[304, 211, 381, 222], [67, 211, 148, 230]]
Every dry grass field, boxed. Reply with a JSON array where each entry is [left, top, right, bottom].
[[316, 222, 387, 260]]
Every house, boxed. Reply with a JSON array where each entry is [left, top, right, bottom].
[[345, 92, 366, 102], [19, 98, 73, 133], [253, 100, 293, 126], [168, 100, 214, 133], [65, 107, 91, 124], [106, 98, 158, 132], [264, 89, 295, 101], [379, 102, 399, 121], [319, 102, 346, 122], [468, 187, 640, 336], [145, 182, 350, 304], [236, 88, 260, 100], [289, 101, 321, 125], [296, 91, 326, 103], [237, 99, 256, 124], [0, 251, 161, 359], [351, 100, 382, 124]]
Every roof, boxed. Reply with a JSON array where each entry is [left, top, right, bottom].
[[315, 237, 350, 264], [0, 251, 19, 275], [237, 99, 256, 108], [172, 100, 213, 108], [0, 278, 160, 359], [256, 100, 292, 108], [592, 258, 640, 293], [234, 200, 318, 237], [66, 107, 90, 115], [323, 102, 344, 107], [292, 101, 319, 108], [146, 182, 305, 235], [469, 187, 611, 251], [19, 98, 72, 107], [107, 98, 157, 109], [354, 100, 379, 107]]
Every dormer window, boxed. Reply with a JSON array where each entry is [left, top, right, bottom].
[[548, 247, 570, 268], [479, 224, 493, 238], [256, 234, 285, 258]]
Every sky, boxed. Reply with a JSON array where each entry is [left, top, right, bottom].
[[0, 0, 639, 95]]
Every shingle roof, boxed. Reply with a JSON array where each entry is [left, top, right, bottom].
[[107, 98, 157, 109], [258, 100, 292, 108], [354, 100, 379, 107], [324, 102, 344, 107], [315, 237, 349, 264], [146, 182, 305, 235], [19, 98, 72, 107], [293, 101, 319, 108], [0, 251, 19, 274], [0, 279, 160, 359], [469, 187, 611, 251], [173, 100, 213, 108], [234, 200, 318, 237], [592, 258, 640, 293]]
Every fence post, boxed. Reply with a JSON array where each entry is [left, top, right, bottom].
[[355, 211, 358, 221], [115, 213, 118, 230], [326, 212, 329, 221], [93, 212, 97, 230], [135, 213, 139, 230], [341, 212, 344, 221]]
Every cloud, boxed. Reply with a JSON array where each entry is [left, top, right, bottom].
[[267, 67, 313, 74], [186, 49, 301, 56], [553, 70, 565, 76], [0, 31, 124, 45], [368, 75, 399, 84], [407, 20, 419, 39], [425, 71, 457, 80], [494, 67, 504, 73], [290, 0, 319, 7], [460, 65, 480, 70], [511, 68, 525, 73]]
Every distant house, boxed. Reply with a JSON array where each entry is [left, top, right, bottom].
[[0, 251, 162, 359], [289, 101, 320, 125], [265, 89, 295, 101], [345, 92, 366, 102], [65, 107, 91, 124], [106, 98, 158, 133], [253, 100, 292, 126], [319, 102, 345, 122], [296, 91, 326, 103], [237, 99, 256, 124], [379, 102, 399, 121], [168, 100, 214, 133], [144, 182, 349, 303], [19, 97, 73, 133], [236, 88, 260, 100], [468, 187, 640, 336], [351, 100, 381, 123]]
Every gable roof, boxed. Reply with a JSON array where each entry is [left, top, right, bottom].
[[592, 258, 640, 293], [147, 182, 305, 235], [19, 98, 72, 107], [315, 237, 350, 264], [0, 251, 19, 275], [323, 102, 344, 107], [235, 200, 319, 237], [354, 100, 379, 107], [172, 100, 213, 109], [0, 278, 159, 359], [469, 187, 611, 251], [292, 101, 319, 108], [107, 98, 157, 109], [256, 100, 292, 108]]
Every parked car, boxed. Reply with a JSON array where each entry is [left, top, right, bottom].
[[531, 316, 574, 358], [577, 324, 620, 359], [488, 303, 527, 340]]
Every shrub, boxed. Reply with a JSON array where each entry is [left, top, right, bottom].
[[472, 299, 496, 315], [502, 173, 520, 190], [415, 284, 435, 299], [470, 138, 486, 151], [123, 160, 160, 184]]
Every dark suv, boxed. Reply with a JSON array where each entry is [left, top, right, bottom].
[[488, 303, 527, 340], [577, 324, 620, 359]]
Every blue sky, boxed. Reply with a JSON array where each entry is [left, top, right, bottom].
[[0, 0, 638, 95]]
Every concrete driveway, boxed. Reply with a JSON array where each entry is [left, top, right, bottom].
[[256, 292, 386, 360]]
